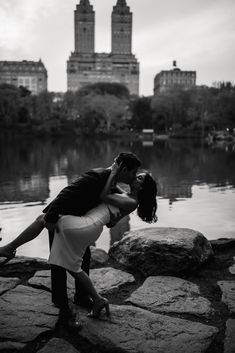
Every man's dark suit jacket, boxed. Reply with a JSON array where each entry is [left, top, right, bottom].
[[43, 168, 111, 222]]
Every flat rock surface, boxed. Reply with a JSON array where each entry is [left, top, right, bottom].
[[224, 319, 235, 353], [126, 276, 214, 317], [0, 276, 20, 295], [0, 341, 26, 351], [37, 338, 80, 353], [217, 280, 235, 314], [0, 285, 59, 343], [2, 256, 47, 266], [28, 269, 74, 293], [109, 227, 214, 276], [79, 304, 218, 353], [90, 267, 135, 294], [28, 267, 135, 296]]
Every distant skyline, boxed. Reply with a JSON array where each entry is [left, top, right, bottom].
[[0, 0, 234, 95]]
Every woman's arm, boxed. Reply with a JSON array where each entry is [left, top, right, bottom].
[[102, 193, 137, 213], [100, 162, 137, 213]]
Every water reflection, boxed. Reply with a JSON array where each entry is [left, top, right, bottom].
[[1, 135, 235, 204], [0, 133, 235, 255]]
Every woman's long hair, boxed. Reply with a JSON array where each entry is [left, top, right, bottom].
[[137, 173, 158, 223]]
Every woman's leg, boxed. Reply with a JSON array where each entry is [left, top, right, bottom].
[[70, 269, 110, 317], [0, 214, 45, 258]]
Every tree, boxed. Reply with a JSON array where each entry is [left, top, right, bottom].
[[129, 96, 153, 130], [0, 84, 21, 126], [81, 93, 126, 133], [77, 82, 130, 100]]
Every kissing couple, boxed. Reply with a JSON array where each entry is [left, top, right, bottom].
[[0, 152, 157, 328]]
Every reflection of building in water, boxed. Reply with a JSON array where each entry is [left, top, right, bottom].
[[109, 215, 130, 247], [159, 182, 192, 205], [0, 175, 49, 203]]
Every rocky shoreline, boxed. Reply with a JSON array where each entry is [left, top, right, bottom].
[[0, 229, 235, 353]]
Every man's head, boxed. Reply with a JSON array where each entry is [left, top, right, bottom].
[[115, 152, 141, 184]]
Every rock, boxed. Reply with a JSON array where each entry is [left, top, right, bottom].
[[224, 319, 235, 353], [0, 256, 48, 277], [229, 264, 235, 275], [126, 276, 214, 317], [0, 285, 59, 343], [0, 341, 26, 351], [90, 246, 109, 268], [3, 256, 47, 266], [109, 227, 213, 276], [0, 276, 21, 295], [90, 267, 135, 295], [28, 267, 135, 297], [210, 238, 235, 251], [28, 270, 75, 297], [28, 270, 52, 290], [79, 304, 218, 353], [217, 281, 235, 314], [37, 338, 80, 353], [229, 257, 235, 275]]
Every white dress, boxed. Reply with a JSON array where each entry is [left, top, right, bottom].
[[48, 203, 119, 273]]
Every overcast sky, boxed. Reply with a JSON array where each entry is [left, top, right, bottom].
[[0, 0, 234, 95]]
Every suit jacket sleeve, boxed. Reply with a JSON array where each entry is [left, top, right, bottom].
[[43, 169, 108, 223]]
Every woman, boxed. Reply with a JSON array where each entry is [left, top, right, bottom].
[[0, 162, 157, 319]]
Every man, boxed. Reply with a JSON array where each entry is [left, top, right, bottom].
[[0, 152, 141, 326], [43, 152, 141, 316]]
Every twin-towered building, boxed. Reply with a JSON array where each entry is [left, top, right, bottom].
[[67, 0, 139, 95], [0, 1, 196, 96]]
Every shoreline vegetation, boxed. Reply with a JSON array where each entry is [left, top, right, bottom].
[[0, 82, 234, 141]]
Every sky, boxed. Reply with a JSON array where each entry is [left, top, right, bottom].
[[0, 0, 234, 96]]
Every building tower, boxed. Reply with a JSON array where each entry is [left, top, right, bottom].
[[74, 0, 95, 53], [67, 0, 139, 95], [112, 0, 132, 54]]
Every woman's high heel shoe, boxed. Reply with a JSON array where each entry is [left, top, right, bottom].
[[87, 297, 110, 319], [0, 245, 16, 266]]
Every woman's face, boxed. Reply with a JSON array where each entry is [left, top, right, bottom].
[[131, 172, 146, 191]]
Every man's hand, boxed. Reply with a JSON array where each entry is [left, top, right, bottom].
[[111, 161, 123, 176]]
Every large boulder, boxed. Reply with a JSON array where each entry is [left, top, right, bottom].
[[109, 227, 213, 276]]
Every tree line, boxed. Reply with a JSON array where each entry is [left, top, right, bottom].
[[0, 81, 234, 136]]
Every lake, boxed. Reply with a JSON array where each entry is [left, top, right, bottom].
[[0, 133, 235, 260]]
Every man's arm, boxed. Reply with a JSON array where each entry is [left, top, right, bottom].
[[43, 172, 102, 224]]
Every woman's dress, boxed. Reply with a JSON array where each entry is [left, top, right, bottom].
[[48, 203, 118, 273]]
